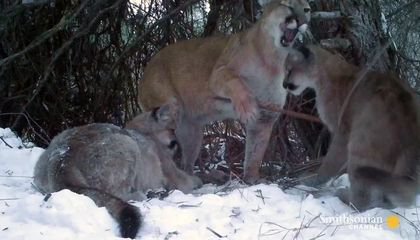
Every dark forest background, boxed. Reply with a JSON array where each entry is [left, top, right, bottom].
[[1, 0, 419, 182]]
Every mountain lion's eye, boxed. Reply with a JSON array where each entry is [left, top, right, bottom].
[[151, 107, 160, 121], [168, 140, 178, 150]]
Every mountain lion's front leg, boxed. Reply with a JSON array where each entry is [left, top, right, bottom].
[[243, 110, 279, 183], [175, 114, 204, 174], [302, 133, 348, 186], [209, 64, 259, 124]]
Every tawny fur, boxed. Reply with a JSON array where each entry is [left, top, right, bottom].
[[33, 100, 202, 238], [139, 0, 311, 183], [284, 45, 420, 210]]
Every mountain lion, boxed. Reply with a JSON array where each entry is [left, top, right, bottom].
[[33, 99, 202, 238], [139, 0, 311, 183], [284, 45, 420, 210]]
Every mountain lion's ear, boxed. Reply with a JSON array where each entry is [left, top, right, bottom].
[[155, 97, 180, 125]]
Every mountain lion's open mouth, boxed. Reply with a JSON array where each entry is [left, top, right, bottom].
[[280, 16, 300, 47], [281, 28, 299, 47]]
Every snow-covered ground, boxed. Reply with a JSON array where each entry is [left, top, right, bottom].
[[1, 128, 420, 240]]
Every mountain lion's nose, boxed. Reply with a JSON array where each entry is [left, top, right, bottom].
[[283, 81, 298, 91]]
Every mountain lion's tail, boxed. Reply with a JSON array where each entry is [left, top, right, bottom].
[[70, 186, 142, 238]]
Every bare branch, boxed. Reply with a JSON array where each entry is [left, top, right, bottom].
[[320, 38, 352, 50], [260, 103, 322, 124], [0, 0, 90, 68], [0, 136, 13, 148], [110, 0, 201, 74], [12, 0, 124, 130], [311, 11, 342, 19]]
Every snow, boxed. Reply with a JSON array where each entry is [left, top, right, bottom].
[[1, 128, 420, 240]]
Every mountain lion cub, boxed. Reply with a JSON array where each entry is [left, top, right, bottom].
[[33, 99, 202, 238], [139, 0, 311, 183]]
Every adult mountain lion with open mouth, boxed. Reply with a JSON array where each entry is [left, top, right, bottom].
[[139, 0, 311, 183]]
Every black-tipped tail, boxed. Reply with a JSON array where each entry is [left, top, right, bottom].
[[118, 204, 142, 239], [69, 186, 142, 238]]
